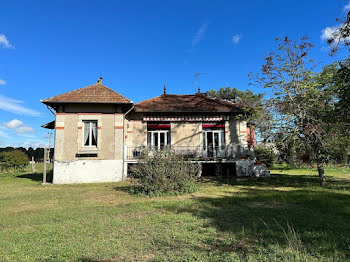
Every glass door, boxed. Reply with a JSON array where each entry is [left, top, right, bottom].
[[203, 130, 225, 157], [206, 131, 214, 157], [148, 130, 170, 150]]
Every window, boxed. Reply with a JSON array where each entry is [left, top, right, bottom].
[[147, 130, 171, 149], [83, 120, 97, 147], [147, 122, 171, 149]]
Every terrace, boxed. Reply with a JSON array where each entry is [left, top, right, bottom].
[[125, 144, 252, 161]]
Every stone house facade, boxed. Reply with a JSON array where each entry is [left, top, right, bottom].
[[42, 78, 255, 184]]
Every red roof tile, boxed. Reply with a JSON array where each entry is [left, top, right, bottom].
[[135, 94, 243, 113], [42, 83, 131, 104]]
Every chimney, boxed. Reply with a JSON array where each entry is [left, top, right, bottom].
[[163, 83, 166, 95], [97, 77, 103, 84]]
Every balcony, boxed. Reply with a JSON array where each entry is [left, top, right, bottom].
[[125, 145, 252, 161]]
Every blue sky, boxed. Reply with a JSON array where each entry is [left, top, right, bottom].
[[0, 0, 348, 148]]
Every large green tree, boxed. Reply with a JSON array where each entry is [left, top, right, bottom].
[[252, 37, 349, 186], [325, 9, 350, 122], [334, 59, 350, 122]]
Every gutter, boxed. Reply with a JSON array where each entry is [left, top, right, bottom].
[[122, 103, 135, 180]]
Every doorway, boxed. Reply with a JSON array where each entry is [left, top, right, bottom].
[[203, 130, 225, 157]]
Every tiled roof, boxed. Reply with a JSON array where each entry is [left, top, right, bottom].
[[41, 83, 131, 104], [135, 94, 244, 113]]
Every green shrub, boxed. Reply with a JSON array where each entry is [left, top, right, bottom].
[[0, 150, 29, 171], [254, 146, 276, 167], [129, 149, 199, 196]]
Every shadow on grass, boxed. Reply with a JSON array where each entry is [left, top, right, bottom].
[[112, 185, 132, 193], [16, 170, 53, 183], [200, 173, 350, 191], [159, 175, 350, 260]]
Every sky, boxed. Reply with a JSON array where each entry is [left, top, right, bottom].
[[0, 0, 348, 148]]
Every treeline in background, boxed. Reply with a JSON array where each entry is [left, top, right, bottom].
[[0, 147, 54, 162]]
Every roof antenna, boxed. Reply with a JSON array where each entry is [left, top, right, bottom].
[[194, 72, 206, 94], [163, 83, 166, 95], [97, 77, 103, 84]]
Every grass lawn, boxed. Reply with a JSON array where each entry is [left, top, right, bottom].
[[0, 164, 350, 261]]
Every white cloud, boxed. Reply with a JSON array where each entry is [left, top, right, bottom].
[[321, 25, 350, 42], [0, 79, 6, 85], [322, 1, 350, 43], [0, 34, 14, 49], [15, 125, 34, 134], [192, 23, 208, 48], [0, 94, 41, 116], [321, 26, 338, 41], [232, 34, 242, 44], [3, 119, 23, 129]]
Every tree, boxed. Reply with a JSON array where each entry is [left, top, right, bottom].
[[0, 150, 29, 171], [207, 87, 264, 117], [34, 148, 44, 160], [252, 37, 349, 186], [334, 59, 350, 122], [325, 9, 350, 123], [27, 147, 35, 160], [326, 11, 350, 55]]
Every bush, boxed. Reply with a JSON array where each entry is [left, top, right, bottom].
[[129, 149, 199, 196], [0, 150, 29, 171], [254, 146, 276, 167]]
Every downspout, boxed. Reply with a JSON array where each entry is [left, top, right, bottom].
[[122, 103, 135, 180]]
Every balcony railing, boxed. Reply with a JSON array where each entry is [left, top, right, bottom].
[[125, 145, 252, 161]]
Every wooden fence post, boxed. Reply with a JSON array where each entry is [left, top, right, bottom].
[[31, 156, 35, 172]]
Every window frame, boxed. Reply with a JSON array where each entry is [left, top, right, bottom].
[[147, 130, 171, 149], [82, 120, 98, 148]]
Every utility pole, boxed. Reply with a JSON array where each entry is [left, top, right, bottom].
[[48, 132, 52, 168]]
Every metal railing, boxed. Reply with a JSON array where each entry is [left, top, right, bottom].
[[126, 145, 252, 161]]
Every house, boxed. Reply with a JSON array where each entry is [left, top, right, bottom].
[[41, 78, 256, 184]]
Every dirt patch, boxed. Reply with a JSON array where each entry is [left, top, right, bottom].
[[83, 191, 126, 205]]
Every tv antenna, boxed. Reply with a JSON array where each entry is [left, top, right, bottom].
[[194, 72, 206, 94]]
